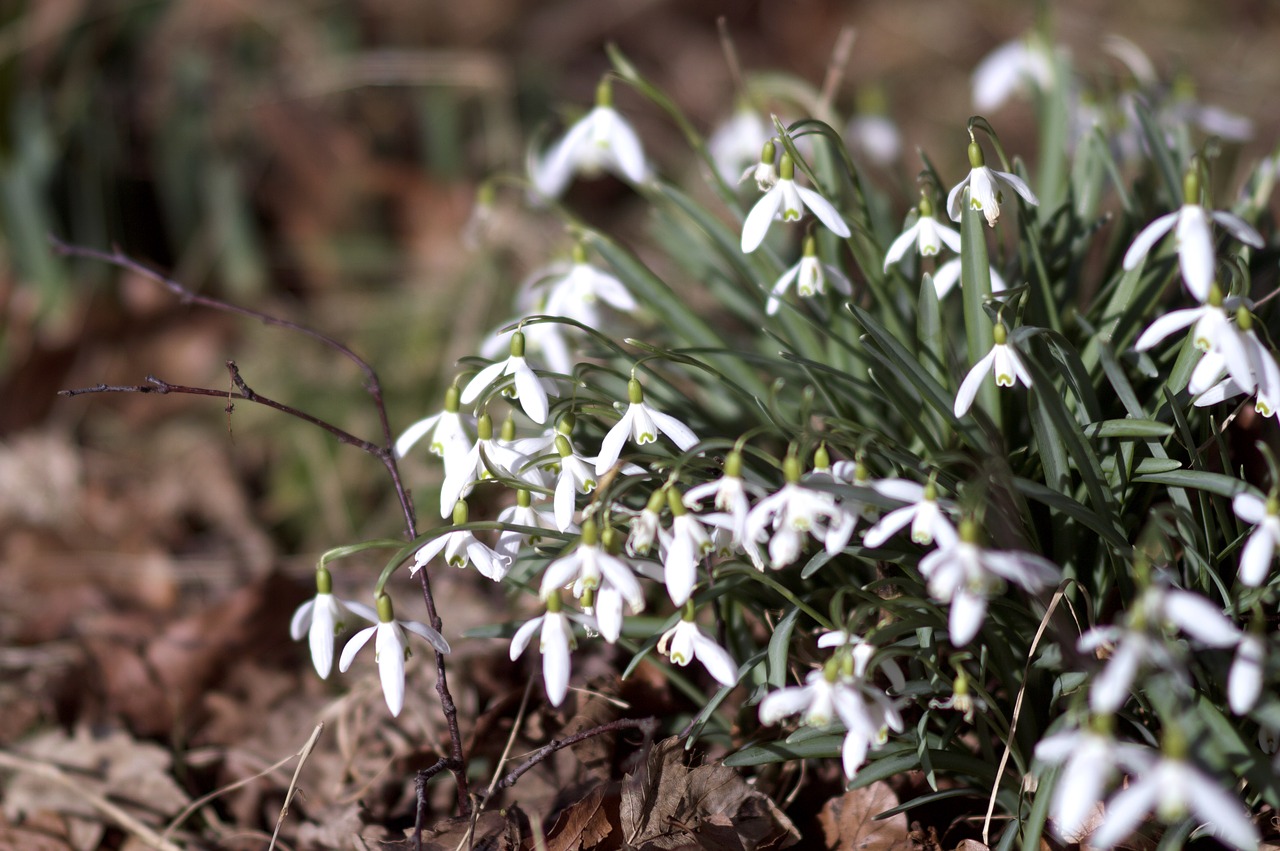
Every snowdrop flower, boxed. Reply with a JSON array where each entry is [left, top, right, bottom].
[[542, 244, 638, 329], [1134, 287, 1253, 396], [1035, 722, 1145, 839], [1195, 325, 1280, 419], [1232, 492, 1280, 586], [1122, 166, 1263, 302], [509, 596, 577, 706], [595, 377, 699, 476], [884, 194, 962, 273], [662, 487, 713, 606], [709, 105, 772, 187], [290, 567, 377, 679], [766, 234, 852, 315], [862, 477, 958, 549], [438, 413, 534, 516], [415, 500, 512, 581], [658, 607, 738, 687], [338, 594, 450, 717], [627, 488, 666, 557], [931, 256, 1007, 299], [1089, 742, 1257, 851], [461, 330, 551, 425], [759, 654, 903, 779], [495, 489, 562, 562], [741, 138, 779, 192], [394, 384, 474, 474], [684, 448, 764, 547], [1080, 582, 1241, 714], [947, 140, 1040, 227], [972, 36, 1056, 112], [532, 78, 647, 198], [954, 322, 1033, 417], [551, 434, 600, 533], [1230, 624, 1265, 715], [745, 454, 854, 570], [928, 670, 987, 723], [847, 112, 901, 167], [539, 519, 644, 642], [741, 152, 850, 253], [918, 520, 1060, 646]]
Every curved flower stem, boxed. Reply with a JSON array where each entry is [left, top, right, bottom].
[[50, 239, 472, 821]]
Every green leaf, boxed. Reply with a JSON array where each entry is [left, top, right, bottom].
[[768, 607, 802, 688], [1133, 470, 1247, 498], [1083, 419, 1174, 438]]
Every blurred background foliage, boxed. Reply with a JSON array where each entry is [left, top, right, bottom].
[[2, 0, 1277, 553]]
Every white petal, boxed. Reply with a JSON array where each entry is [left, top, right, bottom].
[[693, 633, 739, 686], [554, 471, 578, 532], [1239, 526, 1276, 587], [946, 176, 970, 222], [648, 407, 699, 451], [1229, 635, 1264, 714], [871, 479, 925, 502], [338, 625, 376, 673], [1233, 493, 1267, 523], [394, 413, 442, 458], [1089, 777, 1160, 850], [1122, 211, 1178, 271], [1090, 637, 1142, 713], [994, 169, 1040, 207], [795, 185, 851, 237], [594, 408, 634, 475], [541, 616, 572, 706], [307, 599, 338, 679], [1175, 207, 1215, 302], [1134, 307, 1203, 351], [884, 222, 922, 271], [594, 587, 624, 643], [955, 348, 999, 417], [741, 186, 783, 253], [1212, 210, 1265, 249], [932, 259, 961, 297], [460, 359, 510, 404], [532, 112, 597, 198], [402, 619, 452, 655], [1162, 590, 1240, 647], [599, 555, 645, 612], [290, 599, 315, 641], [512, 361, 549, 424], [1184, 767, 1260, 850], [972, 41, 1032, 111], [862, 504, 916, 548], [510, 615, 543, 660], [759, 685, 813, 725], [375, 623, 407, 716], [540, 551, 583, 598], [1053, 748, 1106, 834], [948, 588, 988, 646], [599, 109, 646, 183]]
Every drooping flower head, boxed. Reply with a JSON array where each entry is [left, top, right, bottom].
[[338, 593, 450, 717], [947, 138, 1040, 227], [767, 233, 852, 315], [532, 77, 647, 198], [290, 566, 377, 679], [741, 152, 851, 253]]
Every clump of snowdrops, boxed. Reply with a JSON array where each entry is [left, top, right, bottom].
[[291, 26, 1280, 851]]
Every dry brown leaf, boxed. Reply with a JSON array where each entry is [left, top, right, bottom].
[[544, 783, 619, 851], [619, 737, 799, 850], [953, 841, 989, 851], [420, 806, 528, 851], [817, 782, 910, 851]]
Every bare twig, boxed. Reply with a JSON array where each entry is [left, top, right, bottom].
[[52, 238, 473, 825], [479, 717, 659, 804]]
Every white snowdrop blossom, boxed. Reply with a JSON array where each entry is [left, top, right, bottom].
[[947, 140, 1040, 227], [741, 152, 850, 253], [954, 322, 1033, 417], [1080, 583, 1241, 714], [709, 106, 772, 187], [338, 594, 450, 717], [684, 449, 764, 547], [414, 500, 512, 582], [394, 384, 474, 474], [745, 455, 855, 570], [595, 378, 699, 476], [1195, 326, 1280, 418], [658, 614, 738, 687], [509, 600, 577, 706], [1230, 629, 1266, 715], [1122, 167, 1263, 302], [461, 330, 551, 425], [532, 78, 646, 198], [883, 195, 962, 272], [1232, 492, 1280, 586], [495, 489, 562, 562], [542, 244, 638, 329], [662, 488, 713, 606], [1089, 746, 1258, 851], [759, 652, 904, 779], [862, 478, 958, 549], [741, 138, 779, 192], [550, 433, 602, 533], [1035, 725, 1146, 839], [918, 522, 1060, 646], [439, 413, 535, 517], [627, 488, 666, 557], [972, 37, 1056, 112], [931, 256, 1008, 299], [1134, 290, 1253, 397], [767, 234, 852, 315], [289, 567, 377, 679], [539, 519, 644, 642]]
